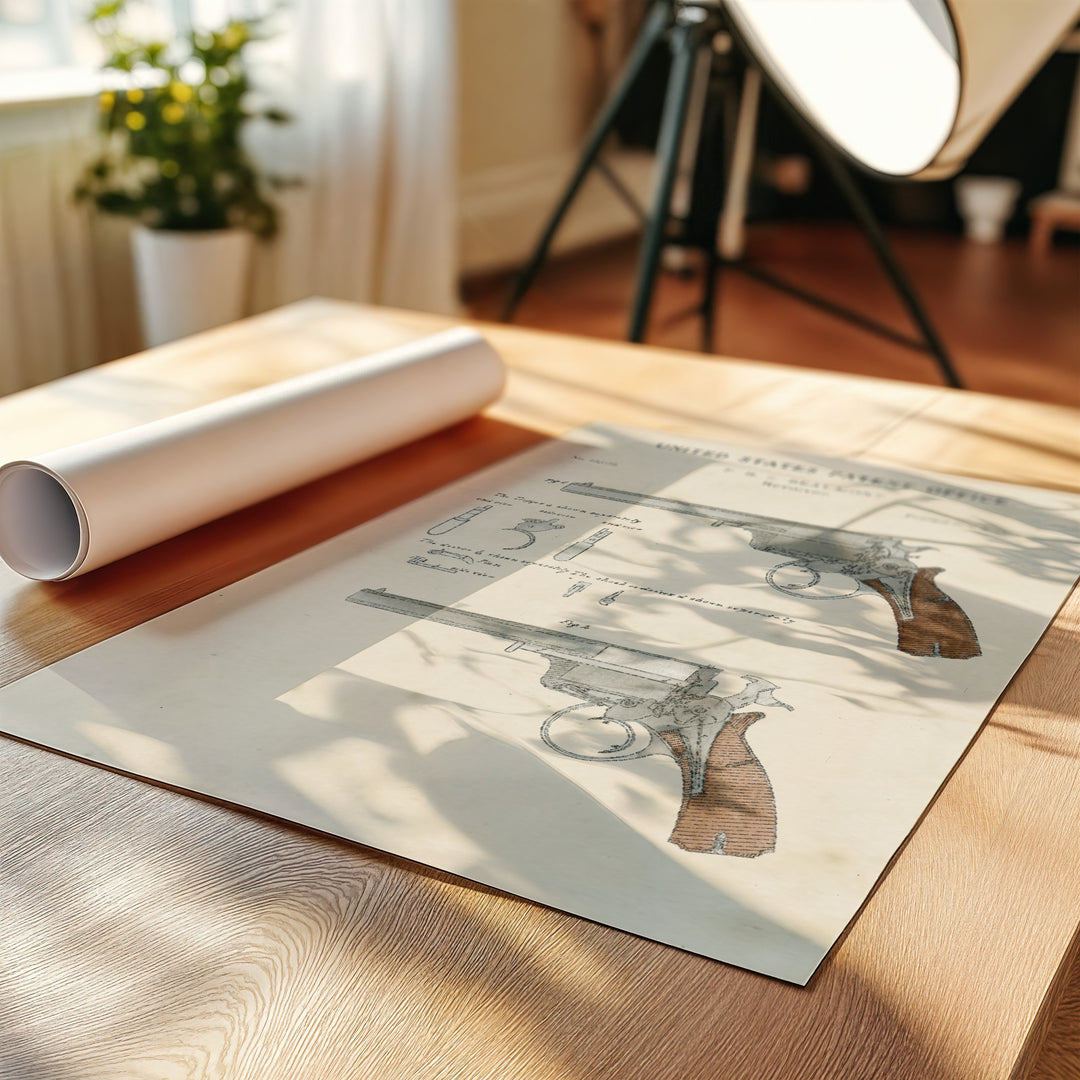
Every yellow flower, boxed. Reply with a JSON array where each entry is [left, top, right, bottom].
[[161, 160, 180, 178], [125, 112, 146, 131], [162, 102, 185, 124], [170, 82, 194, 103], [220, 24, 246, 50], [99, 91, 115, 111], [126, 88, 144, 104]]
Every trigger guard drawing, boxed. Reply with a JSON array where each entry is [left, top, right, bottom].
[[766, 560, 862, 600], [540, 703, 656, 764]]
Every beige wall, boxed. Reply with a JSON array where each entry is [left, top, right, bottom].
[[458, 0, 592, 176], [457, 0, 652, 276]]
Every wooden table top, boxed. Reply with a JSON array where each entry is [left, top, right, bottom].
[[1, 298, 1078, 1080]]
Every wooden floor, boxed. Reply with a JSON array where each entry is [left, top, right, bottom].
[[465, 222, 1080, 409]]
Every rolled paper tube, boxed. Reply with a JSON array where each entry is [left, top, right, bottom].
[[0, 327, 505, 581]]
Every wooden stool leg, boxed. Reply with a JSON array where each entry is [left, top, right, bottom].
[[1029, 211, 1055, 257]]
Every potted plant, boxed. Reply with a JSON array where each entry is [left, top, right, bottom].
[[75, 0, 289, 347]]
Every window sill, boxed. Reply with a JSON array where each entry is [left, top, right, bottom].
[[0, 65, 163, 110], [0, 68, 106, 109]]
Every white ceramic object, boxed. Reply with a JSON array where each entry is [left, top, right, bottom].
[[954, 175, 1023, 244], [131, 225, 254, 347]]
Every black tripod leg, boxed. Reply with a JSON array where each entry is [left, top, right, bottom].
[[502, 0, 671, 321], [628, 17, 707, 343], [700, 63, 744, 353], [701, 247, 719, 351], [814, 143, 964, 389]]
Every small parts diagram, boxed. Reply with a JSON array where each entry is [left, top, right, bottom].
[[503, 517, 564, 550], [427, 505, 492, 536], [554, 528, 612, 562]]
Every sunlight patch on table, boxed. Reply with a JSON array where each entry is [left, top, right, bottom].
[[275, 735, 488, 867], [76, 720, 192, 787]]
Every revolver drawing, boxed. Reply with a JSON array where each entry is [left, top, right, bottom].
[[348, 587, 793, 857], [561, 483, 980, 659]]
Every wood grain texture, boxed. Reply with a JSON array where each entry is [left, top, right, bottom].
[[1031, 946, 1080, 1080], [1, 298, 1078, 1080]]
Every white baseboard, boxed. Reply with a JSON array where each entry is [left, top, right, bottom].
[[458, 148, 655, 277]]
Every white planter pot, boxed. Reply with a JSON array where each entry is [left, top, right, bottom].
[[131, 225, 254, 347]]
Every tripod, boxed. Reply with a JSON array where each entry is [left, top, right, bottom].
[[502, 0, 964, 390]]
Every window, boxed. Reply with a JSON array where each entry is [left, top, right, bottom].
[[0, 1, 257, 103], [0, 0, 83, 72]]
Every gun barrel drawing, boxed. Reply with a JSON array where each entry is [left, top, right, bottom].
[[561, 482, 980, 659], [348, 587, 793, 857]]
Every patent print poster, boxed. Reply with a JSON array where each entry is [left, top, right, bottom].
[[2, 426, 1079, 984]]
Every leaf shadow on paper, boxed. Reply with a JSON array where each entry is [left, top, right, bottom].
[[1, 425, 1076, 1076], [3, 432, 1073, 982]]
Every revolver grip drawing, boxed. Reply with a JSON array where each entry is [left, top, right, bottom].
[[863, 566, 979, 659], [659, 711, 775, 856], [348, 588, 793, 857]]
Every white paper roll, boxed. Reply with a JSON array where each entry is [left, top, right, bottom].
[[0, 327, 505, 581]]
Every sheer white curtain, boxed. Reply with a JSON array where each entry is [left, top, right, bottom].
[[252, 0, 461, 316], [0, 98, 141, 397]]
